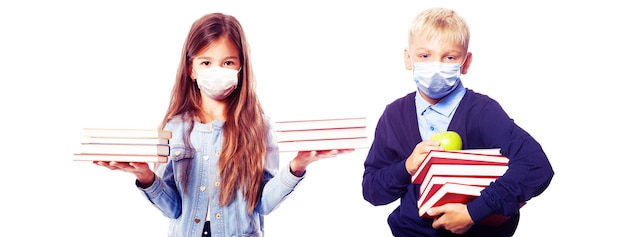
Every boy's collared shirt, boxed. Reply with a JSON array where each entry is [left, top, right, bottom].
[[415, 82, 466, 140], [362, 88, 554, 236]]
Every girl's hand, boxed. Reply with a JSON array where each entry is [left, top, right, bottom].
[[289, 149, 355, 177], [93, 161, 155, 187]]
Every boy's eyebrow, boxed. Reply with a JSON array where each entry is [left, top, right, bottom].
[[446, 50, 464, 54], [413, 48, 464, 55], [411, 48, 431, 53]]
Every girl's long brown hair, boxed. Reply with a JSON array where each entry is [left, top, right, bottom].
[[159, 13, 267, 214]]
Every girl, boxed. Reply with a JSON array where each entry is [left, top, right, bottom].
[[95, 12, 352, 236]]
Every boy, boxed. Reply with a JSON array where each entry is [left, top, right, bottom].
[[361, 7, 554, 237]]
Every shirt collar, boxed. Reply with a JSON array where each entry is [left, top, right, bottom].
[[415, 82, 466, 117]]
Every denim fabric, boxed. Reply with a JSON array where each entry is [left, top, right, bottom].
[[138, 116, 304, 237]]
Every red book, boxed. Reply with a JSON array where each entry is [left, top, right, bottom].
[[277, 137, 369, 152], [275, 127, 367, 142], [82, 128, 172, 139], [420, 174, 499, 195], [76, 143, 170, 156], [73, 153, 168, 163], [411, 149, 508, 185], [418, 182, 484, 218], [273, 117, 367, 131], [418, 175, 498, 207], [418, 182, 524, 227], [272, 117, 369, 152], [416, 164, 508, 197], [73, 127, 172, 163]]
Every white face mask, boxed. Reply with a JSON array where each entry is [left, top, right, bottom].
[[412, 61, 462, 99], [195, 67, 239, 100]]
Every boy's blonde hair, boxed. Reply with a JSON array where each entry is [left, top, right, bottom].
[[408, 7, 470, 51]]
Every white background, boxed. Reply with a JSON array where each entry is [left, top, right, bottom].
[[1, 1, 624, 236]]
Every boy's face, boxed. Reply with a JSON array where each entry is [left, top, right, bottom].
[[404, 34, 472, 74]]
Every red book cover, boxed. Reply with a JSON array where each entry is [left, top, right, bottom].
[[418, 183, 484, 208], [412, 149, 508, 184], [273, 117, 367, 131], [420, 174, 499, 195], [416, 164, 509, 195], [479, 213, 512, 226], [275, 127, 367, 142], [417, 182, 526, 227], [73, 153, 168, 163], [418, 176, 498, 207], [276, 137, 370, 152], [476, 202, 526, 226], [418, 182, 484, 218]]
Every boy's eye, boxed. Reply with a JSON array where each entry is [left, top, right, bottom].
[[418, 54, 429, 59], [445, 56, 457, 61]]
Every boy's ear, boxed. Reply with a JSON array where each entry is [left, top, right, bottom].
[[404, 48, 413, 70], [461, 52, 473, 74]]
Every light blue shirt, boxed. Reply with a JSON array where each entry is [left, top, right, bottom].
[[415, 82, 466, 140], [138, 115, 303, 237]]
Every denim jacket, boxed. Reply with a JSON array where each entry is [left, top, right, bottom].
[[138, 116, 304, 237]]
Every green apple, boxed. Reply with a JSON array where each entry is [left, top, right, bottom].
[[430, 131, 462, 150]]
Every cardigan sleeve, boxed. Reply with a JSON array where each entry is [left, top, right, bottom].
[[362, 93, 421, 205], [454, 92, 554, 223]]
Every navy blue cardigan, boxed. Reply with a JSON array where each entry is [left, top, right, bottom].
[[362, 90, 554, 237]]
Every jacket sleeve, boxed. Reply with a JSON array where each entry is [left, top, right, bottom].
[[136, 121, 184, 219], [256, 117, 304, 214]]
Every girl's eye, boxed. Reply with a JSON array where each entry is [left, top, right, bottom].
[[224, 61, 235, 66], [200, 61, 210, 66]]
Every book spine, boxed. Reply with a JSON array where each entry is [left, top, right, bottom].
[[274, 118, 367, 131], [277, 137, 369, 152], [276, 127, 367, 142]]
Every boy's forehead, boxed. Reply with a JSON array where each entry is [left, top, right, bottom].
[[409, 34, 466, 53]]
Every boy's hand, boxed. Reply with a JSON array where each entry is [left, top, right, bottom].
[[406, 140, 441, 175], [428, 203, 474, 234]]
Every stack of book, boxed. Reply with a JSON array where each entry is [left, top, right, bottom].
[[273, 117, 369, 152], [410, 149, 516, 226], [72, 128, 172, 163]]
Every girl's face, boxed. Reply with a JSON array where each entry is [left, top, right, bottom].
[[191, 36, 241, 79]]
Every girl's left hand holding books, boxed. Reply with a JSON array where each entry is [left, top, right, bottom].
[[289, 149, 354, 177]]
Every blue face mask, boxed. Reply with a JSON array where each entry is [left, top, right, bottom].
[[412, 61, 462, 99]]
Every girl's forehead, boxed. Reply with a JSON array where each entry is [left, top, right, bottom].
[[194, 38, 240, 59]]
